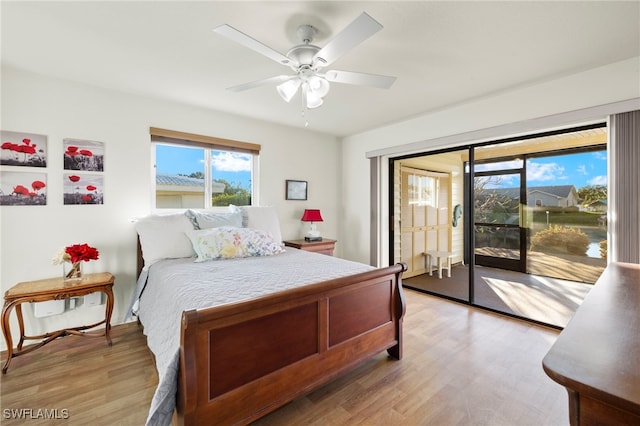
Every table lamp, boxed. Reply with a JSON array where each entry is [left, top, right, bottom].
[[301, 209, 323, 241]]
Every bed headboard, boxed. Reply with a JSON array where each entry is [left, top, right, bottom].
[[136, 236, 144, 280]]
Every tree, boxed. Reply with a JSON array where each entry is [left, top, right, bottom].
[[182, 172, 204, 179], [212, 178, 250, 206], [474, 176, 519, 223], [577, 185, 607, 207]]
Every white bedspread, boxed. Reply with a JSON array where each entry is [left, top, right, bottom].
[[132, 248, 374, 426]]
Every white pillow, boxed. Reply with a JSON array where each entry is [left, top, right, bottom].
[[185, 226, 285, 262], [185, 209, 243, 229], [135, 213, 195, 265], [232, 205, 282, 243]]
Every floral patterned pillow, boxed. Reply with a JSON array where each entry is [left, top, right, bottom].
[[185, 226, 284, 262]]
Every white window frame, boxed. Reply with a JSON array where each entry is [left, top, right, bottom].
[[149, 127, 260, 211]]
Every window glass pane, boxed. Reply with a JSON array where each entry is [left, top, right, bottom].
[[526, 149, 607, 283], [210, 150, 252, 206], [154, 144, 254, 209], [155, 144, 205, 208], [407, 174, 436, 206], [474, 158, 523, 172]]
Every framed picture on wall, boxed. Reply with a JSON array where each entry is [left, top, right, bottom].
[[0, 171, 47, 205], [0, 130, 47, 167], [64, 173, 104, 205], [63, 138, 105, 171], [286, 180, 307, 200]]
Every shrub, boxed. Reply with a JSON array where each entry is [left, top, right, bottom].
[[211, 192, 250, 206], [530, 225, 590, 256], [599, 240, 607, 259]]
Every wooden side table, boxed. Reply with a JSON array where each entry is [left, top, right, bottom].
[[283, 239, 337, 256], [1, 272, 114, 373]]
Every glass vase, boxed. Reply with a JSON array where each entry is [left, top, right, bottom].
[[64, 261, 83, 282]]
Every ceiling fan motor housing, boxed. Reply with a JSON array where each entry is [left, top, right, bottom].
[[286, 44, 321, 68]]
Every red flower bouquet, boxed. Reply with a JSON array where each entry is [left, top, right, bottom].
[[64, 244, 99, 263], [53, 243, 99, 281]]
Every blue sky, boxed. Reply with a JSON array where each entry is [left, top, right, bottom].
[[156, 145, 251, 188], [477, 150, 607, 189], [527, 151, 607, 188]]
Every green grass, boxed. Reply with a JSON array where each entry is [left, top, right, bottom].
[[531, 211, 602, 226]]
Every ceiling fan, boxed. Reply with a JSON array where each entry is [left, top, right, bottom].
[[213, 12, 396, 110]]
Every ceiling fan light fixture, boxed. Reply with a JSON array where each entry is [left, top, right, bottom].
[[276, 78, 301, 103], [304, 85, 324, 109], [308, 75, 330, 98]]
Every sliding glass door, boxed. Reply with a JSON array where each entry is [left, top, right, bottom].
[[393, 124, 607, 328]]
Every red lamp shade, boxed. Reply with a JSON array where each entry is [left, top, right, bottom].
[[301, 209, 323, 222]]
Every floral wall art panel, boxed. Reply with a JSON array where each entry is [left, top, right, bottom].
[[0, 130, 47, 167], [63, 138, 104, 171], [0, 171, 47, 205], [64, 173, 104, 205]]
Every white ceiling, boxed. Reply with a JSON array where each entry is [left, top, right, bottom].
[[2, 1, 639, 137]]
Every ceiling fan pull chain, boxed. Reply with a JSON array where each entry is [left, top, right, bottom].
[[300, 90, 307, 126]]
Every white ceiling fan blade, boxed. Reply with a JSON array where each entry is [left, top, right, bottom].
[[314, 12, 383, 67], [227, 75, 293, 92], [213, 24, 295, 67], [325, 70, 396, 89]]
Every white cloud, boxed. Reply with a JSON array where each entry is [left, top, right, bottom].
[[211, 152, 251, 172], [588, 175, 607, 185], [593, 151, 607, 161], [577, 164, 588, 175], [527, 161, 566, 182]]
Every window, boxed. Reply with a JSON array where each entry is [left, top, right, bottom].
[[150, 128, 260, 209]]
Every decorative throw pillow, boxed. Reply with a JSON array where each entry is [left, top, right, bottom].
[[185, 226, 285, 262], [185, 208, 243, 230], [135, 212, 195, 265]]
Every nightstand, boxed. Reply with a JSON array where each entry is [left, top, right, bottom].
[[283, 239, 337, 256], [1, 272, 114, 373]]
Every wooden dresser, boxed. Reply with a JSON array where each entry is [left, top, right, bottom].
[[542, 262, 640, 425]]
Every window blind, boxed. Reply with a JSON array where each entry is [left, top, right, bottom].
[[610, 110, 640, 263], [149, 127, 260, 155]]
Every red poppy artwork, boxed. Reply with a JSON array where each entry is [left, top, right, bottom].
[[63, 138, 104, 171], [63, 173, 104, 205], [0, 130, 47, 167], [0, 171, 47, 206]]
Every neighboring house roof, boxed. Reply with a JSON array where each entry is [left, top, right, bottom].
[[157, 173, 204, 186], [527, 185, 576, 199], [156, 173, 225, 193]]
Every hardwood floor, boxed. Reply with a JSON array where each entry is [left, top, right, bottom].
[[0, 290, 568, 425], [0, 322, 156, 425]]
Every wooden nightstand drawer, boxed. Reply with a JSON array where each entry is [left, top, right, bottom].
[[283, 239, 337, 256]]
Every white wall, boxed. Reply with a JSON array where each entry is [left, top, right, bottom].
[[341, 57, 640, 264], [0, 66, 339, 351]]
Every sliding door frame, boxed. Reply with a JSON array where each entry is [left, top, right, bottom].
[[388, 122, 607, 318]]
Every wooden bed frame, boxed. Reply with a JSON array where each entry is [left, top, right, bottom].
[[137, 243, 407, 425]]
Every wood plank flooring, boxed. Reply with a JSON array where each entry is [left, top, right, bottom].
[[0, 289, 568, 425]]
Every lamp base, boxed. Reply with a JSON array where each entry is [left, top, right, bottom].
[[304, 236, 323, 242]]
